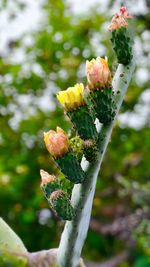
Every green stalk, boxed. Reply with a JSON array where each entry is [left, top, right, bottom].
[[57, 60, 135, 267]]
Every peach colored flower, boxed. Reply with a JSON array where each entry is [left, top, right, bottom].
[[40, 169, 56, 185], [44, 127, 69, 158], [108, 6, 132, 32], [86, 57, 111, 89]]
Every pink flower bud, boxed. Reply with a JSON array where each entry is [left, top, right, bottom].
[[120, 6, 132, 19], [44, 127, 69, 158], [86, 57, 111, 89], [108, 6, 132, 32]]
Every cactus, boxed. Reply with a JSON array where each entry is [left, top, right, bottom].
[[56, 152, 85, 184], [67, 105, 97, 140], [49, 190, 75, 221], [57, 60, 135, 267], [109, 6, 133, 65], [57, 83, 97, 140], [0, 218, 27, 255], [111, 27, 133, 65], [0, 250, 27, 267], [87, 86, 116, 124]]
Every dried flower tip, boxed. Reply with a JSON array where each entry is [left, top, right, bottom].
[[40, 169, 56, 185], [86, 57, 111, 89], [57, 83, 84, 111], [108, 6, 132, 32], [120, 6, 132, 19], [44, 127, 69, 158]]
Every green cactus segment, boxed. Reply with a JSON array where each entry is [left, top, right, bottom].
[[49, 190, 75, 221], [67, 105, 97, 140], [88, 87, 116, 124], [0, 218, 27, 254], [84, 140, 98, 162], [56, 152, 85, 184], [41, 180, 60, 199], [0, 250, 27, 267], [69, 136, 84, 161], [111, 27, 133, 65]]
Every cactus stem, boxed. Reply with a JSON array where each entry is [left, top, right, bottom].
[[57, 59, 135, 267]]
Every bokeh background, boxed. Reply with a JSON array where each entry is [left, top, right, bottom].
[[0, 0, 150, 266]]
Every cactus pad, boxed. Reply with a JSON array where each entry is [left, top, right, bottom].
[[88, 87, 116, 124], [56, 152, 85, 184], [111, 27, 133, 65], [67, 105, 97, 140], [49, 190, 75, 220]]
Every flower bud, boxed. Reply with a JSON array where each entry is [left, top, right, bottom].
[[44, 127, 69, 158], [40, 169, 56, 186], [108, 6, 132, 32], [40, 169, 60, 199], [86, 57, 111, 89], [57, 83, 84, 111]]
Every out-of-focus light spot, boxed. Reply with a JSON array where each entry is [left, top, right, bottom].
[[38, 208, 52, 225], [16, 165, 29, 174], [0, 174, 10, 185], [63, 42, 71, 50], [82, 48, 91, 58], [53, 32, 63, 43], [72, 47, 80, 56], [135, 68, 149, 85]]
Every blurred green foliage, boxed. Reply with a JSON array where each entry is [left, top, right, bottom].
[[0, 0, 150, 265]]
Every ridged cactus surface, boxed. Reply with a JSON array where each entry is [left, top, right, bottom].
[[49, 190, 75, 220], [68, 105, 97, 140], [88, 87, 116, 124], [56, 152, 85, 184], [111, 27, 133, 65]]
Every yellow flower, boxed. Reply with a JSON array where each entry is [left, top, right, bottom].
[[44, 127, 69, 158], [86, 57, 111, 89], [108, 6, 132, 32], [57, 83, 84, 111]]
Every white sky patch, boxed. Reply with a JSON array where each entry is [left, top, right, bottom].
[[0, 0, 45, 54], [66, 0, 109, 14]]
